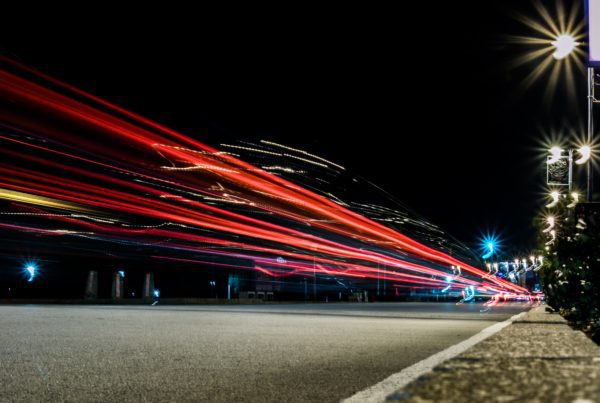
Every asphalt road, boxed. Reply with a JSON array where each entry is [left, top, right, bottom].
[[0, 302, 529, 402]]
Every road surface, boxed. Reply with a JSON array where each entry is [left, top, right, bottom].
[[0, 302, 529, 402]]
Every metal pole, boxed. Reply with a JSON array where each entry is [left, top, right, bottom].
[[313, 250, 316, 300], [587, 67, 595, 202], [568, 149, 573, 192], [377, 262, 380, 296], [383, 264, 386, 297]]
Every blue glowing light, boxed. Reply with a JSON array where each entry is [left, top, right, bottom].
[[480, 234, 500, 260], [24, 263, 37, 282], [481, 242, 494, 259], [118, 270, 125, 278], [153, 289, 160, 298], [460, 286, 476, 303], [445, 276, 453, 283]]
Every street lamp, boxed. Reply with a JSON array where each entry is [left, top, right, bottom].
[[520, 2, 596, 201], [547, 146, 564, 164], [481, 242, 494, 260], [551, 34, 579, 60], [546, 191, 560, 208], [575, 145, 592, 165], [24, 264, 37, 282], [567, 191, 580, 208]]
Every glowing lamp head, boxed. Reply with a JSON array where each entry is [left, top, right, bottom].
[[546, 191, 560, 208], [575, 145, 591, 165], [551, 34, 578, 60], [481, 242, 494, 259], [547, 146, 563, 164], [24, 264, 36, 282], [153, 289, 160, 298], [480, 234, 499, 260]]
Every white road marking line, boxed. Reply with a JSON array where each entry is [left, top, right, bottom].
[[341, 310, 528, 403]]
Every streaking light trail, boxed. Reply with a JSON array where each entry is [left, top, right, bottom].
[[0, 57, 529, 297]]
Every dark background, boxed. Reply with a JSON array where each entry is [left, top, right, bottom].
[[1, 1, 588, 252]]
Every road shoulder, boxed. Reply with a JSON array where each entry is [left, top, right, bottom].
[[387, 305, 600, 402]]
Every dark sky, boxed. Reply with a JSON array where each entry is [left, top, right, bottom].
[[1, 1, 586, 251]]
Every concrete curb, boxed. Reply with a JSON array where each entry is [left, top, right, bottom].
[[387, 305, 600, 402]]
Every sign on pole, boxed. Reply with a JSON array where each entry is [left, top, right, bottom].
[[547, 155, 571, 187], [586, 0, 600, 67]]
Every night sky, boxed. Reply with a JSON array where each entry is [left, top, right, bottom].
[[1, 1, 586, 252]]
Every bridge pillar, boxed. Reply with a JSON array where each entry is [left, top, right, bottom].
[[112, 271, 124, 300], [84, 270, 98, 299], [142, 272, 155, 302]]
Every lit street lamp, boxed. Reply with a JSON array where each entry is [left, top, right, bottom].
[[546, 191, 560, 208], [24, 264, 37, 282], [567, 192, 580, 208], [547, 146, 563, 164], [543, 216, 555, 233], [575, 145, 592, 165], [552, 34, 579, 60], [523, 2, 598, 202]]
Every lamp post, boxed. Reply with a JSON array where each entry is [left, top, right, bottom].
[[585, 0, 600, 200], [540, 16, 597, 201], [586, 68, 595, 201]]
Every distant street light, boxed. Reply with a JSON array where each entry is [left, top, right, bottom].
[[575, 145, 592, 165], [24, 263, 37, 282], [546, 191, 560, 208], [547, 146, 564, 164], [543, 216, 555, 233], [481, 242, 494, 260], [567, 192, 580, 208]]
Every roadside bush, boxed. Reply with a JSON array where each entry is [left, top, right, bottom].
[[539, 201, 600, 344]]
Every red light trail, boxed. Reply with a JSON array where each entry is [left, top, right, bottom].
[[0, 57, 528, 296]]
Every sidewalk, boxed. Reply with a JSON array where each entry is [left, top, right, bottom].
[[387, 305, 600, 402]]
